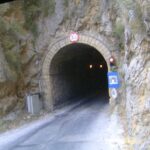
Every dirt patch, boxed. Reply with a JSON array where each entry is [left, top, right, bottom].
[[0, 109, 49, 133]]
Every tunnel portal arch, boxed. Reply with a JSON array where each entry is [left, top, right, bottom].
[[41, 34, 111, 110]]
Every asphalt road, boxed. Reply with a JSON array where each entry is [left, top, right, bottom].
[[3, 95, 125, 150]]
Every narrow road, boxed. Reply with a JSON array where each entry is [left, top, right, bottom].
[[6, 95, 125, 150]]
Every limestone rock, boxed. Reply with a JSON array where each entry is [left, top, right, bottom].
[[0, 1, 149, 149]]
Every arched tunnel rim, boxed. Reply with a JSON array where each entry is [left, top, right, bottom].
[[41, 34, 111, 110]]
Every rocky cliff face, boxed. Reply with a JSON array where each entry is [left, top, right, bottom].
[[0, 1, 39, 115], [0, 0, 149, 149], [118, 0, 150, 149]]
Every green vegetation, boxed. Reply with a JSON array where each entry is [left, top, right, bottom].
[[113, 21, 124, 49], [0, 16, 22, 80], [115, 0, 145, 34], [45, 0, 55, 16], [10, 20, 26, 35], [118, 0, 134, 9], [0, 0, 57, 113], [23, 0, 55, 37], [4, 51, 21, 74], [64, 0, 69, 7], [2, 46, 22, 81], [0, 16, 8, 34], [23, 0, 41, 37], [0, 16, 25, 49], [1, 34, 16, 50], [113, 22, 124, 39]]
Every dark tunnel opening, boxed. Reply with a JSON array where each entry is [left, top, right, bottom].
[[50, 43, 109, 108]]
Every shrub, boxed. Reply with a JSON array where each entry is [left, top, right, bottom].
[[23, 0, 55, 37], [113, 22, 124, 38], [1, 34, 17, 50], [4, 50, 21, 74], [113, 21, 124, 49], [64, 0, 69, 7], [0, 17, 8, 34]]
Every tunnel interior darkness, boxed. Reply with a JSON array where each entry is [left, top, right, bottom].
[[50, 43, 109, 107]]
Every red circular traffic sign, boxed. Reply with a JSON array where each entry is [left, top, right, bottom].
[[69, 32, 79, 43]]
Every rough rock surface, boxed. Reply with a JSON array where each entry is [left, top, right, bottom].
[[0, 0, 149, 149], [117, 0, 150, 149]]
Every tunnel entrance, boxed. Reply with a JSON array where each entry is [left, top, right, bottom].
[[41, 35, 112, 110], [50, 43, 109, 108]]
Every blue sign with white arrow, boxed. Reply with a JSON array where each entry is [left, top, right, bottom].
[[107, 72, 120, 88]]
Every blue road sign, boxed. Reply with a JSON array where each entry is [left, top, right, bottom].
[[107, 72, 120, 88]]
